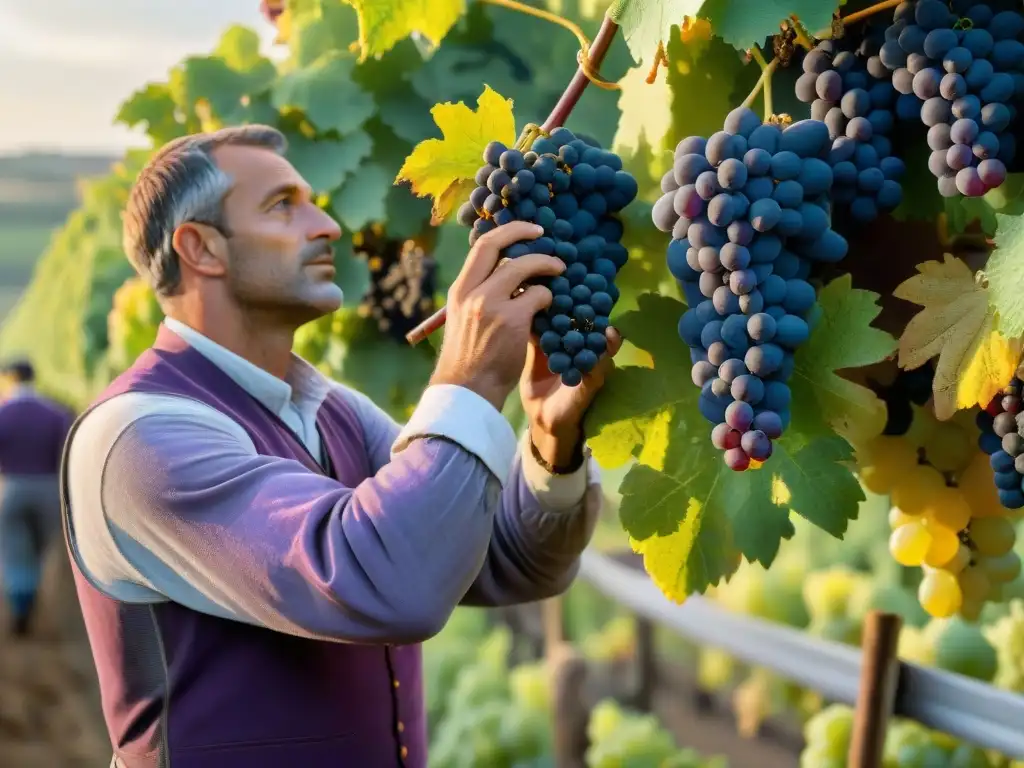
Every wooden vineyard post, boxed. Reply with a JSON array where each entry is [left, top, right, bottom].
[[848, 611, 903, 768], [543, 596, 589, 767]]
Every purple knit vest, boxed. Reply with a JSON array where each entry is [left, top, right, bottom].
[[60, 327, 425, 768]]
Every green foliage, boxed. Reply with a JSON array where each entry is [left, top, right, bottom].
[[987, 212, 1024, 339], [0, 153, 148, 408]]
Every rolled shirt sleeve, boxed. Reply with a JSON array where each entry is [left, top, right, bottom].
[[66, 384, 600, 647]]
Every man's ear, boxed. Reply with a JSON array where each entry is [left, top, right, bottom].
[[171, 222, 229, 278]]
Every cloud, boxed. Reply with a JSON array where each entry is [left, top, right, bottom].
[[0, 1, 274, 67]]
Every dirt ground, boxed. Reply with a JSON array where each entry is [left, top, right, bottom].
[[0, 550, 111, 767]]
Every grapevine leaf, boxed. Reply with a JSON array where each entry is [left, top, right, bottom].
[[585, 293, 691, 468], [697, 0, 841, 51], [286, 130, 373, 193], [115, 84, 188, 145], [987, 212, 1024, 339], [395, 85, 516, 221], [612, 58, 674, 161], [272, 52, 375, 135], [378, 97, 437, 145], [958, 330, 1021, 412], [789, 275, 895, 447], [607, 0, 702, 65], [289, 0, 361, 68], [331, 161, 393, 230], [893, 254, 999, 419], [171, 28, 277, 122], [340, 0, 466, 61], [410, 45, 520, 110], [770, 436, 863, 538], [213, 25, 268, 72], [629, 497, 737, 603]]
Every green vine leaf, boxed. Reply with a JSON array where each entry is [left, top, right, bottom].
[[607, 0, 700, 65], [115, 84, 188, 145], [789, 275, 896, 447], [340, 0, 466, 60], [272, 52, 376, 135], [285, 130, 373, 193], [331, 161, 393, 230], [697, 0, 841, 51], [987, 212, 1024, 339]]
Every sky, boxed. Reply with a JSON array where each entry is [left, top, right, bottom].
[[0, 0, 278, 154]]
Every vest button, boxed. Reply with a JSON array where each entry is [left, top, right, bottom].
[[397, 721, 405, 733], [393, 679, 400, 689], [401, 746, 409, 759]]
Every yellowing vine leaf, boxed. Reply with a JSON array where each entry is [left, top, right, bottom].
[[893, 254, 1013, 419], [340, 0, 465, 60], [395, 85, 515, 221], [958, 330, 1021, 412]]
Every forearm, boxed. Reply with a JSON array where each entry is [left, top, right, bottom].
[[460, 433, 601, 607]]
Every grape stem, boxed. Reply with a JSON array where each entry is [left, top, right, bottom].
[[742, 49, 778, 121], [646, 41, 667, 84], [840, 0, 905, 27], [788, 16, 816, 51], [541, 15, 622, 133]]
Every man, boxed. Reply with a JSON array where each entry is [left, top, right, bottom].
[[62, 125, 620, 768], [0, 359, 73, 635]]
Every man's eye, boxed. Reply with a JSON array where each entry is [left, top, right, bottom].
[[272, 197, 293, 210]]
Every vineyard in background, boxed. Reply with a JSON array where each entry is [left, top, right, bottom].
[[7, 0, 1024, 764]]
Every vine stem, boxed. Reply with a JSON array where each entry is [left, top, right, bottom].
[[541, 15, 622, 132], [840, 0, 905, 27], [741, 51, 779, 120]]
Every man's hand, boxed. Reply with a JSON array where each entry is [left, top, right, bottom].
[[520, 326, 623, 469], [431, 221, 566, 412]]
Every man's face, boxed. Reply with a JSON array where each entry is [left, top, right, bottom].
[[212, 144, 343, 323]]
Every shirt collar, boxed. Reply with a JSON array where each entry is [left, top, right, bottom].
[[162, 317, 330, 419], [7, 384, 34, 400]]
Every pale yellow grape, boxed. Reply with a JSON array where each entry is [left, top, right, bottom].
[[922, 520, 961, 567], [960, 596, 984, 621], [927, 488, 972, 532], [945, 544, 971, 575], [858, 437, 919, 494], [903, 404, 937, 449], [980, 552, 1023, 584], [925, 420, 974, 473], [959, 451, 1007, 518], [892, 464, 947, 515], [969, 517, 1016, 557], [889, 507, 919, 529], [959, 566, 991, 604], [890, 522, 932, 566], [919, 568, 963, 618]]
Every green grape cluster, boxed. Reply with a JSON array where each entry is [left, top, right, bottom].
[[585, 699, 727, 768], [801, 704, 994, 768], [425, 625, 553, 768], [105, 276, 163, 373], [983, 598, 1024, 692]]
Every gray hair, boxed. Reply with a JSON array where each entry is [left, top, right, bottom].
[[122, 125, 287, 297]]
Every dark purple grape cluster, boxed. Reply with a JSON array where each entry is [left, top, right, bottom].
[[977, 374, 1024, 509], [457, 129, 638, 386], [356, 235, 437, 343], [879, 0, 1022, 197], [795, 27, 907, 222], [653, 106, 849, 471]]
